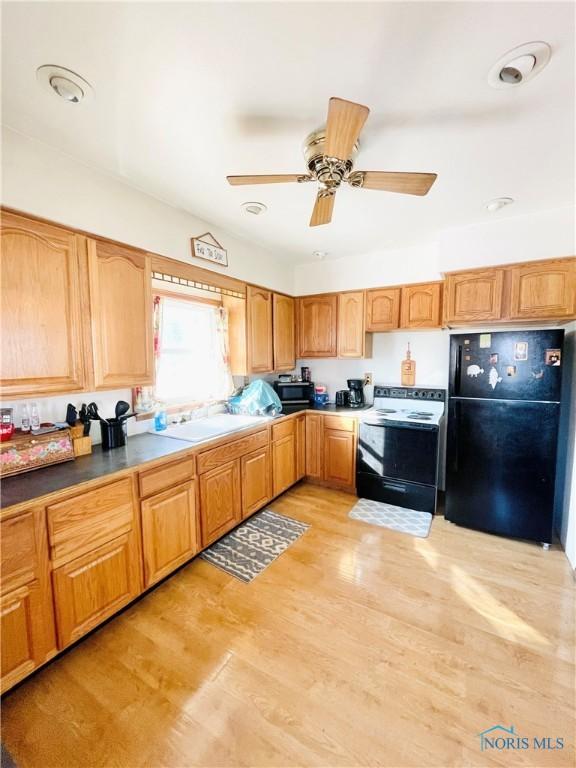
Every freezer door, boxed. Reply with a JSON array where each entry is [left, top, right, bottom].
[[449, 329, 564, 401], [445, 398, 559, 542]]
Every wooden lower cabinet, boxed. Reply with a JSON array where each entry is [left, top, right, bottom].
[[272, 433, 296, 497], [323, 429, 356, 488], [296, 414, 306, 480], [52, 532, 141, 648], [241, 447, 271, 517], [1, 508, 56, 693], [305, 413, 324, 479], [199, 459, 242, 547], [141, 480, 198, 587]]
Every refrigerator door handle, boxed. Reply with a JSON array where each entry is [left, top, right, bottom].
[[448, 400, 459, 473], [454, 344, 462, 396]]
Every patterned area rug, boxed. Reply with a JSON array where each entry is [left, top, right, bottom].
[[349, 498, 433, 538], [200, 509, 309, 583]]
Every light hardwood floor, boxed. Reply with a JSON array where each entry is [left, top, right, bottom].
[[2, 483, 575, 767]]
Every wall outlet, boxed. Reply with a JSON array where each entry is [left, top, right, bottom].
[[364, 372, 373, 386]]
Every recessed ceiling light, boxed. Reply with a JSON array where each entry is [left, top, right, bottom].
[[36, 65, 93, 104], [241, 201, 267, 215], [313, 250, 328, 260], [487, 42, 551, 89], [485, 197, 514, 212]]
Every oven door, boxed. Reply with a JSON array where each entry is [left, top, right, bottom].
[[357, 421, 439, 486]]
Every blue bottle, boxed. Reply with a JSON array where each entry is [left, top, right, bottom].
[[154, 409, 167, 431]]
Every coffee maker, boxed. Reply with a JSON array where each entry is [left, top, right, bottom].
[[347, 378, 365, 408]]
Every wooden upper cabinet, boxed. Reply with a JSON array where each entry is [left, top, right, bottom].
[[365, 287, 401, 332], [508, 259, 576, 320], [87, 239, 153, 389], [247, 286, 273, 373], [0, 212, 86, 398], [297, 294, 338, 357], [337, 291, 368, 358], [273, 293, 295, 371], [444, 269, 504, 324], [400, 282, 443, 329]]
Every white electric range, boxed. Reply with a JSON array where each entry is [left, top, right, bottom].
[[357, 386, 446, 513]]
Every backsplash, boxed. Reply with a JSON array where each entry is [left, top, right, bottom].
[[0, 389, 149, 444], [296, 330, 450, 402]]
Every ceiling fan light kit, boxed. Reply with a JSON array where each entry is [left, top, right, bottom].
[[227, 96, 437, 227]]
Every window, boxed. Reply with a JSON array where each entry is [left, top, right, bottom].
[[155, 296, 233, 404]]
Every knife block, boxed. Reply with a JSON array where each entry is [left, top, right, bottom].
[[73, 436, 92, 457]]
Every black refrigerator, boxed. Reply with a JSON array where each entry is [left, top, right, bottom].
[[445, 329, 564, 544]]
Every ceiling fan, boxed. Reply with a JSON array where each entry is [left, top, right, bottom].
[[227, 97, 437, 227]]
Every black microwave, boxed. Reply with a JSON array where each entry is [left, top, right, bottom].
[[273, 380, 314, 406]]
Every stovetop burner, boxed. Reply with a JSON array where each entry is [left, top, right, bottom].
[[375, 408, 397, 414], [407, 413, 432, 420]]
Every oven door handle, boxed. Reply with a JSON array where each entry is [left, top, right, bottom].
[[383, 482, 407, 493]]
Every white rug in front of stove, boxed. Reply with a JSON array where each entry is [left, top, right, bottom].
[[349, 498, 433, 538]]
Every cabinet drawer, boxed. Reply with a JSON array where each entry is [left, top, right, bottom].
[[47, 479, 134, 568], [323, 415, 355, 433], [271, 419, 295, 442], [1, 512, 38, 591], [52, 533, 140, 648], [197, 430, 268, 473], [139, 457, 195, 498]]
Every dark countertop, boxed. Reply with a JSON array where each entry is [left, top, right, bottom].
[[1, 433, 192, 510], [1, 408, 368, 511]]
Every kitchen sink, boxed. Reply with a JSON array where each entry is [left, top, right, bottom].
[[150, 413, 271, 443]]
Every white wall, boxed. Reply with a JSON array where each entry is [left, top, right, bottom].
[[294, 205, 575, 295], [1, 128, 295, 294]]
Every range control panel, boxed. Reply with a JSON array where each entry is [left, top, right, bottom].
[[373, 386, 446, 401]]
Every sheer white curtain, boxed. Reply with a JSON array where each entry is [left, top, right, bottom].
[[155, 297, 234, 404]]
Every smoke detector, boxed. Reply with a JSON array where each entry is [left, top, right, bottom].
[[488, 42, 551, 89], [313, 250, 328, 260], [36, 65, 93, 104], [241, 201, 267, 215], [485, 197, 514, 212]]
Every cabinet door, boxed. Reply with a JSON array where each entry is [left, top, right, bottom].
[[509, 260, 576, 320], [241, 447, 271, 518], [199, 459, 242, 547], [305, 413, 323, 479], [52, 532, 141, 648], [1, 509, 56, 693], [87, 238, 153, 388], [444, 269, 504, 324], [365, 287, 401, 332], [337, 291, 366, 358], [247, 286, 273, 373], [273, 293, 295, 371], [141, 481, 198, 587], [400, 282, 443, 328], [323, 429, 355, 488], [0, 212, 86, 398], [297, 295, 337, 357], [296, 414, 306, 480], [272, 435, 296, 497]]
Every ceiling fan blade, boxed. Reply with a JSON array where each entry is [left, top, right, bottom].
[[325, 97, 370, 161], [227, 174, 310, 186], [352, 171, 437, 196], [309, 190, 335, 227]]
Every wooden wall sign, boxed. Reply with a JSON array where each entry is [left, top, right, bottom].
[[191, 232, 228, 267]]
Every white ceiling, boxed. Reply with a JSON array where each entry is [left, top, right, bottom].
[[2, 2, 574, 263]]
